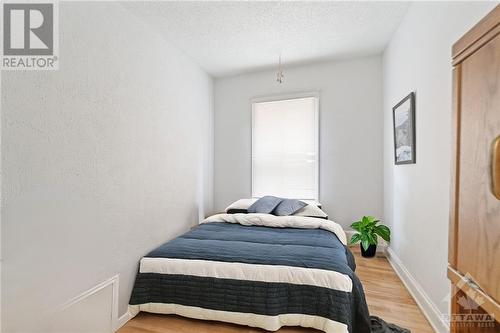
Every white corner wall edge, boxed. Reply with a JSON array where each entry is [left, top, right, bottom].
[[385, 247, 449, 333], [344, 230, 356, 244]]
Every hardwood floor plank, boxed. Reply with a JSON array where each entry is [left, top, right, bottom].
[[118, 247, 434, 333]]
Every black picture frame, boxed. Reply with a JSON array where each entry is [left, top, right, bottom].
[[392, 92, 416, 165]]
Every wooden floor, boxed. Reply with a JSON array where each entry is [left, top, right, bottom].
[[119, 247, 434, 333]]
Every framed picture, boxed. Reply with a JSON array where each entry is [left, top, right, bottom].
[[392, 92, 416, 165]]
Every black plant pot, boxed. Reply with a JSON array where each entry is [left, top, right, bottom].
[[361, 244, 377, 258]]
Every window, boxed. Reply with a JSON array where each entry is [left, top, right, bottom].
[[252, 95, 319, 200]]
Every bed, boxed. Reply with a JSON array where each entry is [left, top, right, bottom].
[[128, 213, 371, 333]]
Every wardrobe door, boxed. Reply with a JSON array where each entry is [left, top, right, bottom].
[[456, 33, 500, 303]]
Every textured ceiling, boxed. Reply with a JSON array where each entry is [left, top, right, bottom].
[[124, 1, 410, 77]]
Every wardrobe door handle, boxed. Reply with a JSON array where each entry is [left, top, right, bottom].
[[493, 135, 500, 200]]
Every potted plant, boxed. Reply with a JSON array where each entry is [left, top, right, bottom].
[[349, 216, 391, 258]]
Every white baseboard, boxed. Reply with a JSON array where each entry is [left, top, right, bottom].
[[385, 247, 449, 333], [116, 310, 132, 331], [60, 275, 119, 333], [59, 274, 131, 332]]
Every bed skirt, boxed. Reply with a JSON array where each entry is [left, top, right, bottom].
[[128, 303, 349, 333]]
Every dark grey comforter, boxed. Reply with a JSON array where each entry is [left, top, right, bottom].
[[129, 221, 371, 333]]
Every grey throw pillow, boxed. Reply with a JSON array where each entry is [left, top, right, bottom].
[[273, 199, 308, 216], [247, 196, 284, 214]]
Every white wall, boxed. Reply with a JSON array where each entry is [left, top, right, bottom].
[[1, 2, 213, 332], [382, 1, 497, 331], [214, 57, 383, 228]]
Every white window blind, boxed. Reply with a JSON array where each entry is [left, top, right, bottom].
[[252, 96, 319, 200]]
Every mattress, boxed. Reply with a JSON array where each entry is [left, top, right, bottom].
[[128, 213, 371, 333]]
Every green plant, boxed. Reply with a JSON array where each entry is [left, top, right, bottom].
[[349, 216, 391, 251]]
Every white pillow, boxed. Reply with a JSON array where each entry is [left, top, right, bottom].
[[225, 198, 327, 218], [293, 203, 328, 219], [224, 198, 258, 212]]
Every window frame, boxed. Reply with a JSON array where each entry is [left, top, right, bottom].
[[250, 92, 320, 201]]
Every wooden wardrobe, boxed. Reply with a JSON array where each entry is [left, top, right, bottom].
[[448, 4, 500, 333]]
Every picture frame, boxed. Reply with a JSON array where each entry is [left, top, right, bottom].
[[392, 92, 416, 165]]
